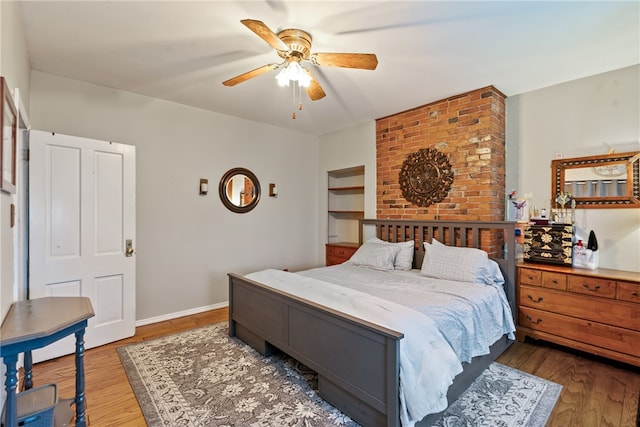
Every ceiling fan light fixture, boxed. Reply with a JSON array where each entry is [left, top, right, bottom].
[[275, 68, 290, 87], [275, 61, 311, 88], [298, 70, 312, 88]]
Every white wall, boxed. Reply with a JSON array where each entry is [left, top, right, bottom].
[[0, 2, 30, 111], [29, 71, 321, 321], [507, 65, 640, 272], [1, 0, 31, 320], [0, 0, 30, 315], [0, 0, 32, 410], [318, 121, 376, 261]]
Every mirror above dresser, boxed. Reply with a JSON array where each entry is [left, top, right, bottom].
[[551, 151, 640, 208]]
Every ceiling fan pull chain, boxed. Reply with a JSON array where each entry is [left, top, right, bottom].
[[291, 80, 297, 119]]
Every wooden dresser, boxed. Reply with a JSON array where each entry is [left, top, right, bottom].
[[325, 242, 359, 266], [517, 262, 640, 367]]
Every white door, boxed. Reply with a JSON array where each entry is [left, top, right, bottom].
[[29, 130, 136, 362]]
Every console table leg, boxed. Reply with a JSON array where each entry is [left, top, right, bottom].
[[74, 329, 87, 427], [3, 355, 19, 427], [23, 350, 33, 390]]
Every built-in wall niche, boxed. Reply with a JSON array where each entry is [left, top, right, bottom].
[[552, 151, 640, 208], [327, 166, 364, 244]]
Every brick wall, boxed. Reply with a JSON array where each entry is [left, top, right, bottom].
[[376, 86, 506, 222]]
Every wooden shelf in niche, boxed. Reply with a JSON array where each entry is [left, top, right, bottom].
[[327, 166, 365, 245], [328, 210, 365, 215], [328, 185, 365, 192]]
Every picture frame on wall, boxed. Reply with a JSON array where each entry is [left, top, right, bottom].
[[1, 76, 17, 194]]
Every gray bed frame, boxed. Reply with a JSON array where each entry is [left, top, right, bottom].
[[228, 219, 516, 427]]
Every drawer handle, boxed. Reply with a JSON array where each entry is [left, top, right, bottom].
[[527, 295, 543, 303], [632, 291, 638, 297], [582, 283, 601, 291], [526, 315, 542, 325], [551, 279, 558, 284]]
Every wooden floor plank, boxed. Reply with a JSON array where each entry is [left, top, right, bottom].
[[26, 308, 640, 426], [602, 370, 626, 427], [621, 377, 640, 427]]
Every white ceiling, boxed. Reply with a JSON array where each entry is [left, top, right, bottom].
[[17, 1, 640, 136]]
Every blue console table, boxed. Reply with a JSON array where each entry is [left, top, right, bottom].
[[1, 297, 95, 427]]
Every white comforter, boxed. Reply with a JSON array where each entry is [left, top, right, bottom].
[[245, 268, 463, 427], [299, 263, 516, 363]]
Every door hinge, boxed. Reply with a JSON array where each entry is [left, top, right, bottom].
[[23, 148, 29, 161]]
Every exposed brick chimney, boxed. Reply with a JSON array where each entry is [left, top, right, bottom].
[[376, 86, 506, 222]]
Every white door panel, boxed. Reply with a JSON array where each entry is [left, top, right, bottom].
[[48, 145, 81, 258], [44, 280, 82, 296], [29, 130, 135, 361]]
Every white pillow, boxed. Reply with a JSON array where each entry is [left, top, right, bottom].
[[348, 242, 400, 271], [421, 238, 444, 268], [420, 239, 489, 283], [423, 238, 445, 249], [367, 238, 414, 270]]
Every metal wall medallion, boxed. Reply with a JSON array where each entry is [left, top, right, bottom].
[[399, 148, 454, 207]]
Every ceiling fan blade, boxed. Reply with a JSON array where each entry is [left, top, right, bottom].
[[241, 19, 288, 52], [222, 63, 279, 86], [310, 52, 378, 70], [304, 69, 326, 101]]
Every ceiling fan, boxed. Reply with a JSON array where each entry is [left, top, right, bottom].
[[222, 19, 378, 102]]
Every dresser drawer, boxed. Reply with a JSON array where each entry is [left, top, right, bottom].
[[519, 267, 542, 286], [618, 281, 640, 304], [519, 267, 566, 289], [568, 275, 616, 299], [519, 306, 640, 358], [518, 285, 640, 331], [542, 271, 567, 290]]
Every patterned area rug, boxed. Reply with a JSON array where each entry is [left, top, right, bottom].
[[430, 363, 561, 427], [117, 323, 561, 427]]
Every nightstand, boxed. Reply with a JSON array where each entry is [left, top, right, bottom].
[[325, 242, 359, 266]]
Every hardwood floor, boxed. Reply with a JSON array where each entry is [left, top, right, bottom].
[[28, 308, 640, 426], [497, 337, 640, 427]]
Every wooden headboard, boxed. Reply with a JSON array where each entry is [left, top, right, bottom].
[[359, 219, 517, 320]]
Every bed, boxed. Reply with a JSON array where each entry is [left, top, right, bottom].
[[228, 219, 517, 427]]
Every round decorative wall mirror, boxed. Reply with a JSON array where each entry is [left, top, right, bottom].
[[218, 167, 261, 213]]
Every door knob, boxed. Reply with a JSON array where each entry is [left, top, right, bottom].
[[125, 239, 135, 257]]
